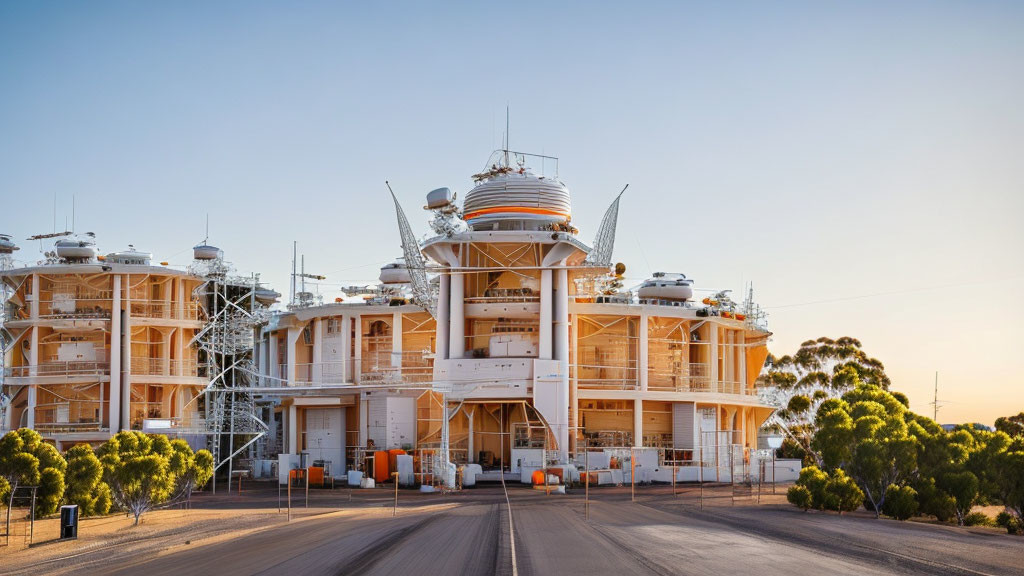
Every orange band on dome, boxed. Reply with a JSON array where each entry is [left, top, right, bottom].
[[464, 206, 570, 220]]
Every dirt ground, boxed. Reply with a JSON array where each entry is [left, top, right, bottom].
[[1, 481, 1020, 576]]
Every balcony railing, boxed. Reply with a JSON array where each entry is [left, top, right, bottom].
[[130, 357, 199, 377], [39, 298, 112, 319], [128, 300, 201, 321], [34, 400, 107, 432], [267, 351, 434, 387], [4, 361, 109, 378], [575, 361, 639, 390]]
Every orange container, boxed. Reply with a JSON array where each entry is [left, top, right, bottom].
[[546, 467, 564, 484], [387, 449, 406, 472], [373, 450, 390, 484], [308, 466, 325, 487], [531, 470, 545, 485]]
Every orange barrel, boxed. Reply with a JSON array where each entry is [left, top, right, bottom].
[[388, 449, 406, 472], [531, 470, 545, 485], [374, 450, 390, 484]]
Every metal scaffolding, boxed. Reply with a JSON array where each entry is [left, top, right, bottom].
[[186, 253, 273, 493]]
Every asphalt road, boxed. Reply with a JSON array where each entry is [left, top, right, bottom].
[[27, 483, 1024, 576]]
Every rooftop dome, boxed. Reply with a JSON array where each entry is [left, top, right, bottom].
[[463, 152, 571, 230]]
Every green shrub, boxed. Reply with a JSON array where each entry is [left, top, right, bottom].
[[995, 511, 1022, 535], [883, 484, 919, 520], [37, 467, 65, 517], [824, 469, 864, 514], [64, 444, 112, 516], [787, 485, 813, 511], [795, 465, 830, 510], [963, 512, 994, 526], [916, 479, 957, 522]]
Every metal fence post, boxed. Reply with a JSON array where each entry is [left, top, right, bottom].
[[584, 441, 590, 521], [393, 472, 399, 517]]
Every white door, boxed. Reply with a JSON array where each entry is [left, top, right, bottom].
[[305, 408, 345, 475]]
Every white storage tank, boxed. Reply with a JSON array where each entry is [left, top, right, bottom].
[[105, 245, 152, 265], [379, 260, 412, 284], [54, 233, 98, 261], [193, 244, 223, 260], [0, 234, 17, 254], [638, 272, 694, 301]]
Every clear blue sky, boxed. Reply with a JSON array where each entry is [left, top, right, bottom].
[[1, 2, 1022, 423]]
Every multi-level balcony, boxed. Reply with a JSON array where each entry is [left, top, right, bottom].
[[129, 357, 200, 377]]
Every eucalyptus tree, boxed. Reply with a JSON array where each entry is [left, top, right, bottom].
[[810, 376, 916, 517], [759, 337, 891, 464]]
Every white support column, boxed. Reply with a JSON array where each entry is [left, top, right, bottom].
[[109, 274, 122, 432], [354, 317, 363, 383], [467, 406, 475, 463], [358, 395, 368, 446], [268, 406, 278, 453], [175, 278, 184, 320], [392, 311, 403, 369], [27, 326, 38, 429], [449, 271, 464, 359], [436, 274, 450, 360], [287, 404, 298, 454], [554, 267, 570, 461], [709, 324, 719, 391], [122, 281, 132, 429], [312, 319, 323, 384], [539, 269, 553, 360], [286, 327, 300, 385], [258, 334, 268, 386], [29, 273, 39, 319], [738, 331, 747, 394], [633, 398, 643, 448], [161, 330, 172, 376], [341, 315, 352, 382], [268, 332, 279, 383], [638, 311, 649, 392]]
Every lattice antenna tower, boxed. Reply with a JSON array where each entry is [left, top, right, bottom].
[[388, 182, 437, 317], [584, 185, 628, 268]]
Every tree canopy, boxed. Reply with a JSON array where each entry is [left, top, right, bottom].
[[759, 337, 891, 464], [97, 431, 213, 525]]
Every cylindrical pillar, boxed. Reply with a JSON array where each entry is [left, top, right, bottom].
[[436, 274, 450, 360], [539, 269, 553, 360], [449, 271, 465, 359], [109, 274, 122, 431], [554, 268, 570, 460]]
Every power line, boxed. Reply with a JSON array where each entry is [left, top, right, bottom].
[[764, 275, 1023, 310]]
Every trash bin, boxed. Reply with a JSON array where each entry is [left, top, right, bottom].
[[60, 505, 79, 540]]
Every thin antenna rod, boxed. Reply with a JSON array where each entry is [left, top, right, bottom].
[[933, 372, 938, 421], [291, 241, 297, 306], [205, 214, 209, 244]]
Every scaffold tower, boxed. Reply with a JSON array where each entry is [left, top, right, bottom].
[[187, 248, 274, 493]]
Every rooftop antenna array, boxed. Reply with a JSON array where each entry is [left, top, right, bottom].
[[289, 241, 326, 309]]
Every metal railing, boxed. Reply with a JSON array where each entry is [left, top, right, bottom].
[[33, 400, 107, 432], [4, 361, 109, 378], [128, 300, 201, 320], [38, 298, 112, 319], [574, 361, 638, 390], [130, 357, 199, 376]]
